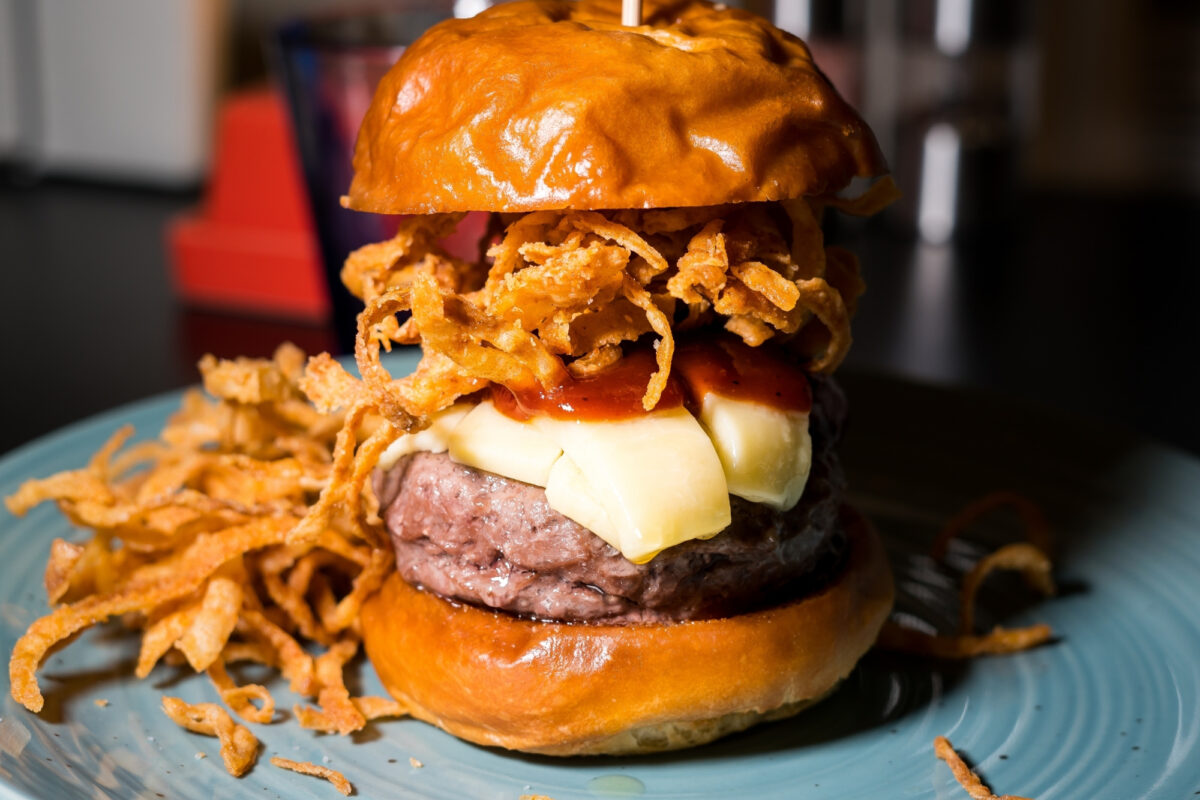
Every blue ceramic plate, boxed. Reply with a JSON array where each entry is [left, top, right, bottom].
[[1, 367, 1198, 799]]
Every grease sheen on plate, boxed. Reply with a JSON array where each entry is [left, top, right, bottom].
[[1, 366, 1198, 799]]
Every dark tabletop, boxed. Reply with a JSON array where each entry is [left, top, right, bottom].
[[1, 178, 1197, 458]]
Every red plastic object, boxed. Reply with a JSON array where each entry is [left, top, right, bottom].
[[169, 89, 329, 321]]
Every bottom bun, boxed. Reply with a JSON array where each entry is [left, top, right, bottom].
[[361, 505, 893, 756]]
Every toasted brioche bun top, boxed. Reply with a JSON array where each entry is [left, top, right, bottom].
[[345, 0, 887, 214]]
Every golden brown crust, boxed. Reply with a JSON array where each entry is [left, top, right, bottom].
[[346, 0, 887, 214], [361, 506, 894, 755]]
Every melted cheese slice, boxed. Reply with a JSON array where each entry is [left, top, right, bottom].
[[377, 403, 471, 471], [534, 409, 731, 563], [380, 394, 811, 563], [697, 394, 812, 510], [446, 400, 561, 487], [543, 455, 618, 546]]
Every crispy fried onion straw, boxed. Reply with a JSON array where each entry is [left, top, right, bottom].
[[934, 736, 1034, 800], [340, 189, 891, 424], [270, 757, 354, 796], [162, 697, 259, 777], [879, 493, 1057, 659], [931, 491, 1053, 562], [6, 344, 408, 777]]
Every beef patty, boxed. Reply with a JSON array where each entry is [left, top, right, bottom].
[[374, 378, 848, 624]]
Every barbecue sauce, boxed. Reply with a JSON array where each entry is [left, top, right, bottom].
[[674, 335, 812, 413], [492, 335, 811, 422]]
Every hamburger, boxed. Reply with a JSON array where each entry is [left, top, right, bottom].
[[338, 0, 897, 756]]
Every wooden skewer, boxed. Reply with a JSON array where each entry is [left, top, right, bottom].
[[622, 0, 642, 27]]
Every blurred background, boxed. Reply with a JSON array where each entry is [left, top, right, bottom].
[[1, 0, 1197, 456]]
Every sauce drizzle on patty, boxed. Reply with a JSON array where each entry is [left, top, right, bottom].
[[493, 335, 812, 422]]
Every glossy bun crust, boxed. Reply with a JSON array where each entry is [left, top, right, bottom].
[[361, 507, 893, 755], [345, 0, 887, 214]]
